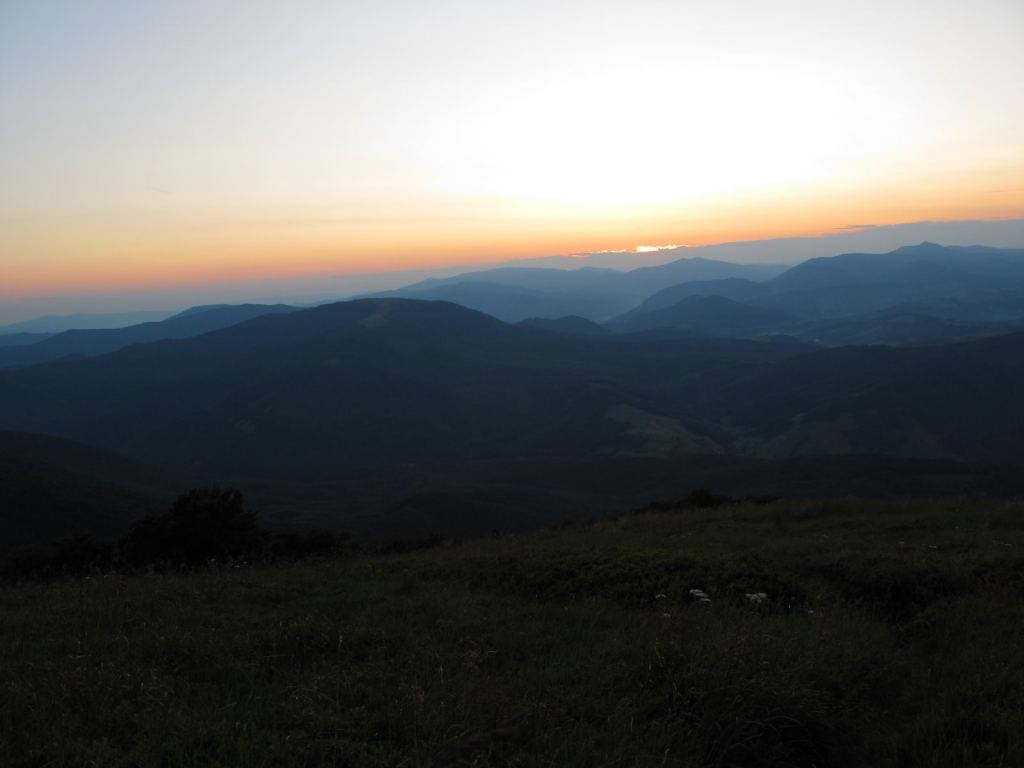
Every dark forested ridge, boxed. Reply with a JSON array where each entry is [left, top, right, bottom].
[[1, 298, 1021, 481], [0, 299, 808, 479], [608, 295, 800, 336], [2, 243, 1024, 547]]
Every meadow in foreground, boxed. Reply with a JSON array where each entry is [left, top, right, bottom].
[[2, 497, 1022, 767]]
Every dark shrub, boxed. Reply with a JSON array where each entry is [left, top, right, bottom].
[[121, 488, 260, 567]]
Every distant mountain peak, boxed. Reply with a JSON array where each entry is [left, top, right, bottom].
[[894, 241, 945, 252]]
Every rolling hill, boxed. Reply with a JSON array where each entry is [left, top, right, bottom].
[[0, 332, 53, 348], [0, 310, 174, 334], [0, 298, 1022, 484], [613, 243, 1024, 345], [375, 256, 786, 321], [797, 312, 1022, 346], [0, 432, 182, 553], [515, 316, 610, 336], [0, 303, 299, 369], [628, 244, 1024, 318], [0, 299, 811, 480], [2, 297, 1024, 545], [715, 332, 1024, 463], [608, 295, 799, 337], [370, 281, 630, 323]]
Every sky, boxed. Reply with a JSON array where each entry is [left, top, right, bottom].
[[2, 0, 1023, 311]]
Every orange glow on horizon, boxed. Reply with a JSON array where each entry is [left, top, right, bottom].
[[3, 1, 1023, 305], [5, 192, 1022, 300], [4, 157, 1022, 299]]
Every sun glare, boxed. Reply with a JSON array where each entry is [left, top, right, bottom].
[[635, 245, 685, 253], [422, 58, 915, 216], [1, 1, 1022, 300]]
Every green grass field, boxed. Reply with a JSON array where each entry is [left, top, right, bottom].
[[3, 497, 1023, 767]]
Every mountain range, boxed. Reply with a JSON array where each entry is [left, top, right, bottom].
[[0, 303, 298, 370], [2, 241, 1024, 545], [0, 310, 174, 334], [5, 243, 1023, 352], [368, 243, 1024, 343], [1, 297, 1022, 472], [371, 258, 786, 321]]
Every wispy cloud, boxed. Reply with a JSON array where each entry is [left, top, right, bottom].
[[635, 244, 688, 253]]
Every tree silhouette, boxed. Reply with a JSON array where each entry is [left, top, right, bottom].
[[122, 488, 259, 566]]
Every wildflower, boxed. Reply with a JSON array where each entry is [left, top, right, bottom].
[[746, 592, 769, 605], [654, 593, 668, 600]]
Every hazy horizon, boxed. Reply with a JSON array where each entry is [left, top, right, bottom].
[[3, 0, 1023, 312], [2, 217, 1023, 327]]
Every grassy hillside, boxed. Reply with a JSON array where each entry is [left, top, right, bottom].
[[244, 453, 1024, 540], [6, 432, 1024, 550], [3, 497, 1022, 767]]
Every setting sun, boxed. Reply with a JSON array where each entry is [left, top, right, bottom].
[[1, 0, 1022, 308]]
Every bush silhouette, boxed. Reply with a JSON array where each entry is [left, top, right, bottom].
[[1, 488, 358, 580], [122, 488, 260, 566]]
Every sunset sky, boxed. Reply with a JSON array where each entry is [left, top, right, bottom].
[[2, 0, 1023, 304]]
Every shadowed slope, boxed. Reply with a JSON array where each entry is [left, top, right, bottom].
[[1, 300, 1021, 490], [0, 432, 181, 553], [609, 295, 799, 337], [0, 299, 806, 480]]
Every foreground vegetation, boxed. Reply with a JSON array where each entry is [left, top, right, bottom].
[[2, 497, 1023, 767]]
